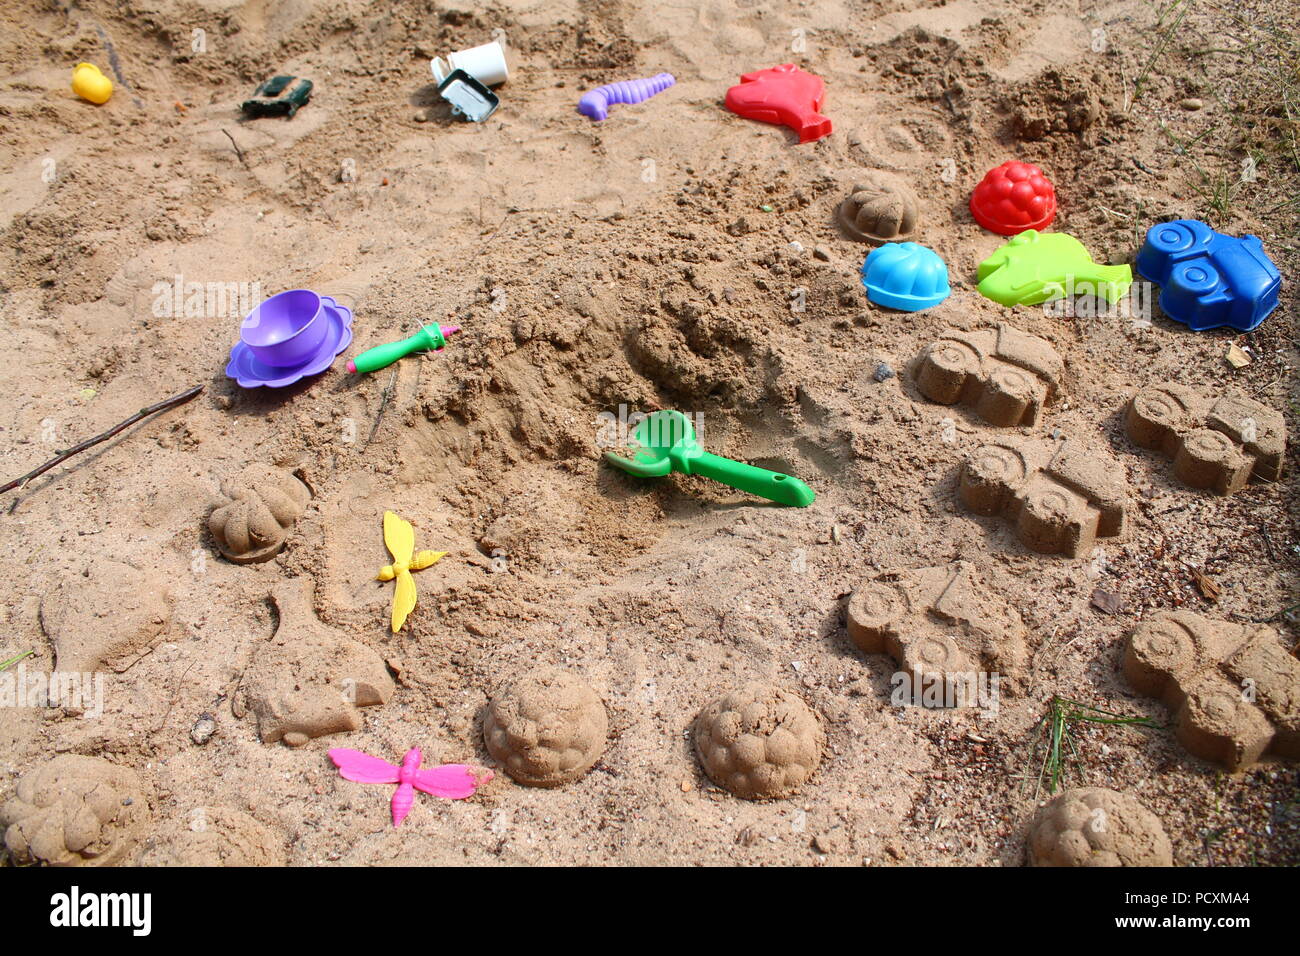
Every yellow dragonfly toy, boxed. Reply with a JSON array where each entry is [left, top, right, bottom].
[[377, 511, 447, 632]]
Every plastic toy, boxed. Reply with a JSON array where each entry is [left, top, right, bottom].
[[328, 747, 491, 827], [578, 73, 675, 121], [1134, 219, 1281, 332], [430, 40, 509, 87], [348, 324, 460, 374], [862, 242, 950, 311], [724, 64, 831, 144], [241, 75, 313, 119], [377, 510, 446, 633], [71, 63, 112, 105], [437, 68, 499, 122], [604, 410, 815, 506], [970, 161, 1056, 235], [225, 290, 353, 388], [977, 230, 1131, 307]]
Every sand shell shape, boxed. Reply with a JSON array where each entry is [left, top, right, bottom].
[[208, 464, 311, 564], [837, 176, 920, 244]]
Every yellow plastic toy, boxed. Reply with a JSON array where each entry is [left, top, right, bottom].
[[377, 511, 446, 633], [71, 63, 113, 105]]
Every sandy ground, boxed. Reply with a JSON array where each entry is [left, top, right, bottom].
[[0, 0, 1296, 866]]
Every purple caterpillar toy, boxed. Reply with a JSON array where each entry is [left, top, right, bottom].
[[578, 72, 675, 121]]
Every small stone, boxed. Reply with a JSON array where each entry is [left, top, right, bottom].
[[413, 111, 428, 122], [873, 362, 895, 382], [1225, 343, 1252, 368], [190, 713, 217, 745], [813, 244, 831, 261], [886, 842, 904, 860], [1180, 98, 1204, 111]]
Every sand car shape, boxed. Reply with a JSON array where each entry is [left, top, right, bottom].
[[1134, 219, 1281, 332], [1123, 611, 1300, 771], [914, 323, 1063, 427], [1125, 383, 1284, 495], [847, 561, 1028, 699], [959, 437, 1128, 557]]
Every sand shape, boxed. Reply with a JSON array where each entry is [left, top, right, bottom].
[[1, 755, 148, 866], [236, 579, 394, 747], [40, 559, 171, 674], [208, 464, 311, 564], [483, 669, 608, 787], [914, 323, 1063, 426], [847, 561, 1028, 694], [959, 437, 1128, 557], [1125, 383, 1285, 495], [1027, 787, 1172, 866], [836, 174, 920, 244], [1123, 610, 1299, 771], [136, 807, 286, 866], [694, 683, 825, 800]]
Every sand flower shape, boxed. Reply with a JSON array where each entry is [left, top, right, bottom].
[[1, 755, 147, 866], [329, 747, 491, 827], [377, 511, 446, 632]]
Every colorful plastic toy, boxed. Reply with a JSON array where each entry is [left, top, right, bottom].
[[1135, 220, 1281, 332], [378, 510, 446, 633], [604, 410, 815, 507], [437, 68, 498, 122], [862, 242, 950, 311], [71, 63, 112, 105], [970, 161, 1056, 235], [724, 64, 831, 143], [225, 290, 353, 388], [329, 747, 491, 828], [348, 324, 460, 374], [578, 73, 675, 121], [241, 75, 313, 119], [977, 230, 1132, 307]]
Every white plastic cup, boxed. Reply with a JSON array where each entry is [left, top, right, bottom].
[[431, 40, 509, 87]]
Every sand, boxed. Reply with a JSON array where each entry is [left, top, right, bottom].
[[0, 0, 1296, 866]]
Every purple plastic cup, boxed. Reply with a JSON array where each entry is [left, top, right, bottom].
[[239, 289, 328, 368]]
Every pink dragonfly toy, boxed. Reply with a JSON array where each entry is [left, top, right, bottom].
[[328, 747, 492, 828]]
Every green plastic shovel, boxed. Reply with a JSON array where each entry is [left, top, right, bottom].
[[604, 410, 815, 507]]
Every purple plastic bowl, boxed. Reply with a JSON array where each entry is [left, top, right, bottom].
[[239, 289, 328, 368]]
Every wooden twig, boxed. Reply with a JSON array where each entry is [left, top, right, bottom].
[[222, 129, 248, 168], [1, 384, 204, 495], [364, 369, 399, 448]]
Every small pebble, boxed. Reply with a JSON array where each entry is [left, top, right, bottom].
[[873, 362, 895, 382], [1180, 98, 1204, 111], [191, 713, 216, 746], [813, 244, 831, 261]]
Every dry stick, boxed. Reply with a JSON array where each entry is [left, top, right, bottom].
[[1, 384, 205, 496], [364, 369, 399, 449], [222, 129, 249, 168]]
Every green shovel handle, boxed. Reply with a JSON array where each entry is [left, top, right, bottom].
[[685, 451, 815, 507], [350, 325, 445, 375]]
